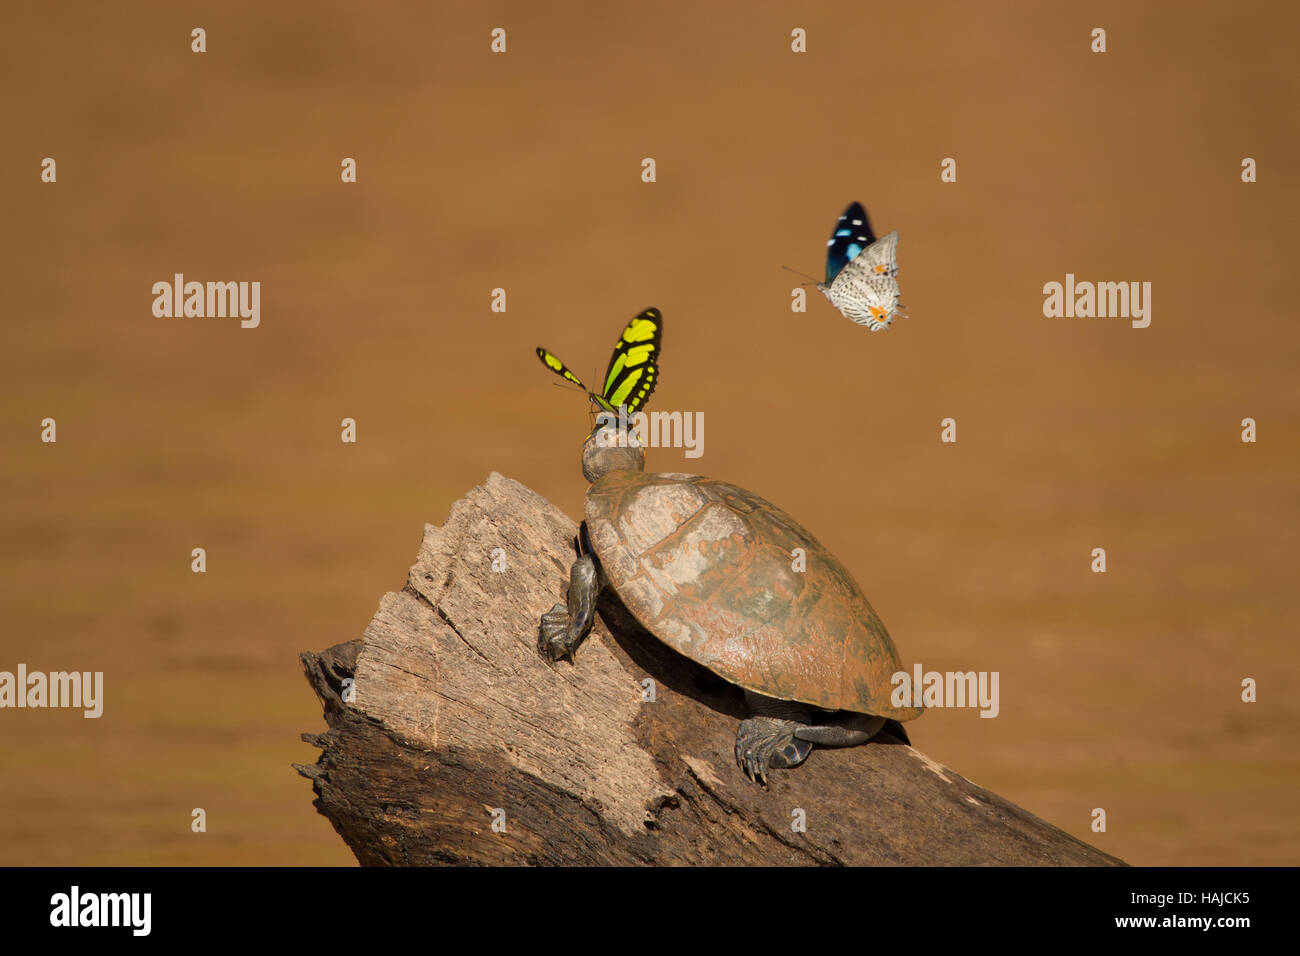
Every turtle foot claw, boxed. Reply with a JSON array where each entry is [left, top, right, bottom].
[[734, 717, 813, 785], [538, 603, 577, 662]]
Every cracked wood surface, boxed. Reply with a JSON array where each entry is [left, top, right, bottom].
[[297, 472, 1125, 866]]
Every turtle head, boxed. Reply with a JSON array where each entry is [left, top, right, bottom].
[[581, 415, 645, 483]]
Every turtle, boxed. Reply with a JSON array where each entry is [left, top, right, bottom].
[[538, 419, 923, 784]]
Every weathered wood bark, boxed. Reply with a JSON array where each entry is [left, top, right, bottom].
[[297, 473, 1125, 866]]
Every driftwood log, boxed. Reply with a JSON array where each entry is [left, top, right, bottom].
[[297, 473, 1124, 866]]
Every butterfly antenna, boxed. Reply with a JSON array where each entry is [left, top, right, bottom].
[[781, 265, 820, 286], [550, 379, 586, 397]]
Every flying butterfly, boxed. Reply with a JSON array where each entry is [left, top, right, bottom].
[[814, 201, 905, 331], [536, 308, 662, 416]]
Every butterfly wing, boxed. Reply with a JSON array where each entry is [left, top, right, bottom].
[[600, 308, 662, 414], [536, 347, 590, 392], [855, 230, 899, 280], [824, 201, 878, 284], [824, 231, 904, 330]]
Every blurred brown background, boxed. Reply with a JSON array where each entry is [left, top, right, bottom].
[[1, 1, 1297, 865]]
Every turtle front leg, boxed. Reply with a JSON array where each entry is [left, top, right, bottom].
[[538, 553, 601, 662]]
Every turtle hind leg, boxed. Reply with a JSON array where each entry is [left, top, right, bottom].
[[735, 716, 813, 785], [793, 713, 886, 747], [735, 692, 815, 785], [735, 692, 888, 784], [538, 552, 601, 662]]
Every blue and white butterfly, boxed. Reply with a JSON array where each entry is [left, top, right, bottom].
[[815, 202, 904, 331]]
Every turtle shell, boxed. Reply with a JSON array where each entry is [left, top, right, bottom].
[[585, 470, 923, 721]]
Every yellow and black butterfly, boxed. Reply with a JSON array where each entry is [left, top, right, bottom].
[[536, 308, 662, 415]]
